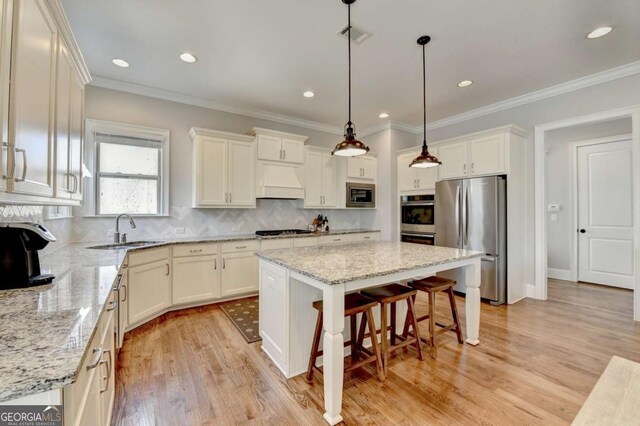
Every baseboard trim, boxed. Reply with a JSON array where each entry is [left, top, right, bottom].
[[548, 268, 573, 281]]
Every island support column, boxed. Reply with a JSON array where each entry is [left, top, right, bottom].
[[321, 283, 345, 425], [464, 257, 482, 345]]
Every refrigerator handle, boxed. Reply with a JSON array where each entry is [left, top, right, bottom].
[[455, 185, 461, 246], [464, 185, 470, 246]]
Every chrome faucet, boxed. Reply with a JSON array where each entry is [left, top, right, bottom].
[[114, 214, 136, 244]]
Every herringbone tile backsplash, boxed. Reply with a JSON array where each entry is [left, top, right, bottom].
[[1, 200, 372, 247]]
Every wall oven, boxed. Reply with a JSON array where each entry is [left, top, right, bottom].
[[401, 194, 435, 234], [401, 232, 435, 246], [346, 182, 375, 208]]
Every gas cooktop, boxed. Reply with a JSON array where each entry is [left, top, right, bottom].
[[255, 229, 313, 237]]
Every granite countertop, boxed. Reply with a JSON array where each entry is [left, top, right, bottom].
[[0, 229, 378, 402], [255, 242, 484, 285]]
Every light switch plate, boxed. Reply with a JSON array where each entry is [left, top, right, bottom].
[[547, 204, 561, 212], [175, 227, 185, 234]]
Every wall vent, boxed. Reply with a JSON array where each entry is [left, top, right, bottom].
[[337, 24, 372, 44]]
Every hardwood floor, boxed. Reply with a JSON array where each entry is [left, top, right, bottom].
[[112, 279, 640, 425]]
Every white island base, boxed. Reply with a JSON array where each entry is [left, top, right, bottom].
[[257, 242, 482, 425]]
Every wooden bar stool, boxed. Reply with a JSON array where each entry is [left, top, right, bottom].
[[403, 275, 463, 358], [306, 293, 385, 383], [360, 284, 423, 375]]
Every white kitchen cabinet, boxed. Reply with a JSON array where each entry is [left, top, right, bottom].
[[98, 310, 115, 426], [128, 259, 172, 326], [438, 141, 469, 180], [259, 261, 289, 369], [397, 149, 438, 192], [0, 0, 11, 193], [261, 238, 293, 250], [172, 255, 220, 305], [252, 128, 306, 164], [54, 39, 72, 199], [347, 155, 376, 180], [304, 148, 336, 208], [293, 237, 318, 247], [190, 128, 255, 208], [468, 134, 506, 176], [68, 71, 84, 201], [7, 0, 57, 197], [221, 251, 259, 297]]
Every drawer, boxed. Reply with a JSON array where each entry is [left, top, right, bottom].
[[293, 237, 318, 248], [221, 239, 260, 254], [128, 247, 171, 267], [173, 243, 219, 257], [354, 232, 380, 242], [318, 234, 358, 245], [261, 239, 293, 250]]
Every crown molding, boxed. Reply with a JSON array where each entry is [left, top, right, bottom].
[[427, 60, 640, 130], [46, 0, 91, 84], [89, 76, 343, 135]]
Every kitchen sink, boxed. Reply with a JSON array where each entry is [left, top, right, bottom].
[[87, 241, 164, 250]]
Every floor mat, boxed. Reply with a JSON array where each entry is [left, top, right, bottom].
[[219, 297, 261, 343]]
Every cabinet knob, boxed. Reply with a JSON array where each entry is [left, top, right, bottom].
[[579, 229, 586, 233]]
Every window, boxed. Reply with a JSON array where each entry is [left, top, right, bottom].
[[85, 120, 170, 216]]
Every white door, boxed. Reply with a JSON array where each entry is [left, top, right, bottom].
[[195, 136, 227, 206], [578, 140, 634, 289], [281, 138, 304, 163], [469, 134, 505, 176], [128, 260, 172, 325], [438, 141, 468, 180], [228, 140, 255, 206], [99, 312, 115, 426], [304, 150, 322, 207], [257, 134, 282, 161], [361, 156, 376, 179], [55, 41, 72, 199], [347, 157, 361, 178], [321, 152, 336, 207], [221, 252, 259, 297], [416, 147, 438, 190], [8, 0, 57, 196], [172, 255, 220, 304], [68, 72, 84, 201], [397, 152, 418, 191], [0, 0, 11, 192]]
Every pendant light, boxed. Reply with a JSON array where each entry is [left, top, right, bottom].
[[410, 36, 441, 168], [332, 0, 370, 157]]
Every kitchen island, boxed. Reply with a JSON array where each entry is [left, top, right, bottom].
[[256, 241, 483, 425]]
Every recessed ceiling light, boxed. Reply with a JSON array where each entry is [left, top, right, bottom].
[[112, 58, 129, 68], [457, 80, 473, 88], [378, 112, 389, 118], [303, 91, 315, 98], [586, 26, 613, 39], [179, 52, 197, 63]]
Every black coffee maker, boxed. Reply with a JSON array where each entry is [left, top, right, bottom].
[[0, 222, 56, 289]]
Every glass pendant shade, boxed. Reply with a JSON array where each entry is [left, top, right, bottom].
[[332, 0, 369, 157]]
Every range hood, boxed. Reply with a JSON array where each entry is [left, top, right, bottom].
[[256, 162, 305, 199]]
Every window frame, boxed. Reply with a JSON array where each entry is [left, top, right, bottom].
[[84, 119, 170, 217]]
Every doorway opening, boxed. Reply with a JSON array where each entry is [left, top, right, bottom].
[[534, 106, 640, 321]]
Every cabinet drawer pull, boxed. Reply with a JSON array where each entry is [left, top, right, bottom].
[[14, 147, 27, 182], [86, 347, 103, 370], [99, 348, 112, 393], [189, 249, 203, 253], [463, 163, 467, 174], [165, 263, 170, 276], [283, 150, 286, 160], [72, 173, 79, 193], [1, 142, 10, 179], [223, 258, 226, 269], [471, 162, 475, 173], [333, 238, 341, 242], [363, 236, 371, 239], [121, 284, 127, 302], [235, 245, 247, 249], [106, 300, 116, 312], [214, 258, 217, 270]]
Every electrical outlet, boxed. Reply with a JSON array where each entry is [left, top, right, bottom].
[[550, 214, 558, 222], [175, 227, 185, 234]]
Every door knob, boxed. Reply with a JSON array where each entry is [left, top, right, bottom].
[[579, 229, 586, 233]]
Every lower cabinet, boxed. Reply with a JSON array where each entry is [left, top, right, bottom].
[[221, 252, 259, 297], [172, 255, 220, 305], [128, 259, 171, 326]]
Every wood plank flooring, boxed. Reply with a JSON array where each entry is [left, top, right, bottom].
[[112, 279, 640, 425]]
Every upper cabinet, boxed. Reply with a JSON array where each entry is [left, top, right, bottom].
[[305, 147, 337, 208], [190, 127, 256, 208], [347, 155, 376, 180], [251, 127, 305, 164], [437, 141, 469, 180], [397, 148, 438, 192], [0, 0, 90, 205], [438, 135, 507, 179]]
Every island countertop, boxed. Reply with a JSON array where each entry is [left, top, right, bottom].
[[255, 241, 484, 285]]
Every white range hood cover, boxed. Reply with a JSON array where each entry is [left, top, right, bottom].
[[257, 163, 305, 199]]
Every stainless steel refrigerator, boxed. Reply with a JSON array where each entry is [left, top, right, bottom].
[[435, 176, 506, 305]]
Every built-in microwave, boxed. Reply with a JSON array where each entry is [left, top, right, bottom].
[[401, 194, 435, 234], [346, 182, 375, 208]]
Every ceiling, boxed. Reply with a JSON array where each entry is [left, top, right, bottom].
[[61, 0, 640, 130]]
